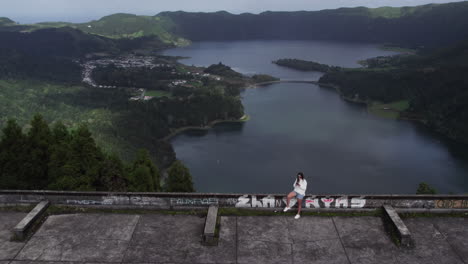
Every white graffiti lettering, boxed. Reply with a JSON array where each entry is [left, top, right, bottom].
[[66, 200, 102, 205], [305, 198, 320, 208], [335, 197, 349, 208], [321, 198, 335, 208], [251, 195, 263, 207], [262, 195, 276, 208], [235, 195, 367, 209], [235, 195, 251, 208], [351, 197, 366, 208]]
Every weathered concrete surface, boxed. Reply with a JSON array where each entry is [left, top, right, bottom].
[[1, 211, 467, 264], [383, 205, 412, 247], [402, 217, 468, 264], [14, 201, 50, 240], [203, 205, 218, 244], [237, 216, 348, 264], [16, 214, 139, 262], [123, 215, 236, 263], [0, 212, 27, 260]]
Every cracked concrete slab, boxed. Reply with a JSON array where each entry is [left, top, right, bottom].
[[34, 214, 139, 241], [333, 216, 398, 264], [395, 235, 465, 264], [0, 212, 27, 260], [16, 214, 139, 263], [237, 216, 345, 264], [237, 240, 293, 264], [123, 215, 236, 264], [402, 217, 467, 263], [237, 216, 292, 243], [293, 239, 349, 264], [429, 217, 468, 263]]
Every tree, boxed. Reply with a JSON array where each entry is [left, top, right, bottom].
[[24, 114, 52, 189], [416, 182, 437, 194], [0, 119, 27, 189], [165, 160, 194, 192], [130, 149, 161, 191], [48, 121, 72, 187], [52, 124, 103, 191], [99, 154, 128, 192], [127, 165, 154, 192]]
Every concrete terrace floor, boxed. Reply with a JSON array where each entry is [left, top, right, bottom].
[[0, 211, 467, 264]]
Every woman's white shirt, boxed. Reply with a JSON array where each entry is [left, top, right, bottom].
[[293, 179, 307, 195]]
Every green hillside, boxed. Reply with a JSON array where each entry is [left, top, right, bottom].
[[0, 17, 15, 26], [74, 13, 189, 45]]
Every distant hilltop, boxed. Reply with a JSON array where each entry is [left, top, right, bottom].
[[1, 1, 468, 47]]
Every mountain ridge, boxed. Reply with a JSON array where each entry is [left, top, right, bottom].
[[2, 1, 468, 47]]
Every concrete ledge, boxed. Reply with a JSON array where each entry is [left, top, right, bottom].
[[13, 200, 50, 240], [0, 190, 467, 210], [396, 208, 468, 214], [383, 205, 412, 248], [203, 205, 218, 245]]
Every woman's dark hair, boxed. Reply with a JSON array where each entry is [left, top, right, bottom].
[[296, 172, 304, 184]]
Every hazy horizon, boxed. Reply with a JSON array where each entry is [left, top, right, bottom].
[[0, 0, 466, 24]]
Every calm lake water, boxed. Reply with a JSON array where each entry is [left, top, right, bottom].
[[163, 40, 468, 194]]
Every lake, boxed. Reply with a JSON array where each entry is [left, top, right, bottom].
[[162, 40, 468, 194]]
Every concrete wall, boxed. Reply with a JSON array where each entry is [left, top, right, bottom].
[[1, 190, 467, 210]]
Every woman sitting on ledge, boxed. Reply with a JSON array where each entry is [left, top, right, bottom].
[[283, 172, 307, 219]]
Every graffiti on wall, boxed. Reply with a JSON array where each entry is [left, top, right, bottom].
[[235, 195, 367, 208], [435, 200, 468, 209], [170, 198, 219, 206]]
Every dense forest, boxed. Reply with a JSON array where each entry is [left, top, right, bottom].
[[319, 40, 468, 144], [0, 115, 194, 192]]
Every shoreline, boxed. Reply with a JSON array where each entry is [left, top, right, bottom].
[[162, 114, 250, 141], [318, 81, 424, 122]]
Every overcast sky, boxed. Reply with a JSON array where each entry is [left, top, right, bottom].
[[1, 0, 466, 24]]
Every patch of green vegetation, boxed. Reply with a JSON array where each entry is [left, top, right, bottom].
[[0, 17, 15, 26], [379, 44, 418, 54], [145, 90, 172, 98], [416, 182, 437, 194], [218, 208, 382, 217], [368, 100, 409, 119], [273, 59, 340, 73], [73, 13, 186, 45], [251, 74, 280, 83], [0, 204, 36, 212], [400, 212, 468, 218], [46, 205, 206, 216], [0, 79, 133, 159]]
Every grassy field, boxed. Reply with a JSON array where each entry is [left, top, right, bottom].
[[0, 79, 136, 160], [368, 100, 410, 119], [145, 90, 171, 98]]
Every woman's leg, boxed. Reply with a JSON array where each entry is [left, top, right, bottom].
[[286, 191, 296, 207], [297, 199, 303, 214]]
